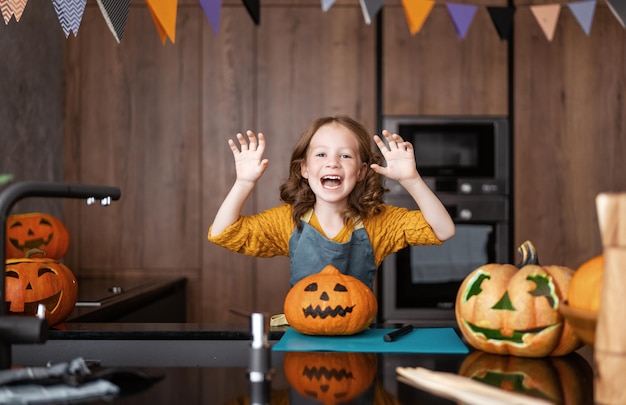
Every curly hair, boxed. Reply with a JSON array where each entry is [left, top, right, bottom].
[[279, 116, 387, 229]]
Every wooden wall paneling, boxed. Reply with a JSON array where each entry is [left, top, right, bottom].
[[382, 4, 508, 116], [201, 6, 257, 323], [0, 2, 64, 215], [64, 6, 203, 320], [513, 4, 626, 268], [254, 5, 377, 315]]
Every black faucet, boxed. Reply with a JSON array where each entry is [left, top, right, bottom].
[[0, 181, 121, 368]]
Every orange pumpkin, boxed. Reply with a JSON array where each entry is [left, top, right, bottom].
[[5, 258, 78, 326], [5, 212, 70, 260], [284, 265, 377, 335], [568, 255, 603, 313], [459, 351, 594, 405], [455, 241, 582, 357], [283, 352, 377, 404]]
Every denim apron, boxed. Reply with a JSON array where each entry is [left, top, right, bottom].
[[288, 210, 377, 291]]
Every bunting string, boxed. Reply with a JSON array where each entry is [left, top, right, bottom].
[[1, 0, 624, 44]]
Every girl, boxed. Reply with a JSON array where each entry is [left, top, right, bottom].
[[208, 116, 455, 291]]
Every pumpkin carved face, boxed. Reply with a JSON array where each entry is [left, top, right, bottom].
[[284, 265, 378, 335], [5, 212, 70, 259], [459, 351, 594, 404], [5, 258, 78, 326], [284, 352, 377, 404], [455, 241, 582, 357]]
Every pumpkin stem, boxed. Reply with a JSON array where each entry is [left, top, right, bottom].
[[517, 240, 540, 267]]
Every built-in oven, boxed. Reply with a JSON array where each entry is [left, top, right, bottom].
[[379, 116, 511, 324]]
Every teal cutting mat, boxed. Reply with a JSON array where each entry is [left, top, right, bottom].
[[272, 328, 468, 353]]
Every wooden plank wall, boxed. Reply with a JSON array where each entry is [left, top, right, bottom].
[[514, 3, 626, 268], [62, 0, 376, 323]]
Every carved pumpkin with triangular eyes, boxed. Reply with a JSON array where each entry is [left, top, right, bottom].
[[284, 265, 377, 335], [455, 241, 582, 357], [4, 258, 78, 326], [5, 212, 70, 260]]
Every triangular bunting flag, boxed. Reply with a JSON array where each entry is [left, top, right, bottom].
[[96, 0, 130, 43], [199, 0, 221, 34], [446, 3, 478, 39], [568, 0, 596, 36], [401, 0, 434, 35], [530, 4, 561, 42], [1, 0, 13, 24], [606, 0, 626, 28], [487, 6, 515, 41], [9, 0, 27, 22], [146, 0, 177, 44], [52, 0, 87, 38], [322, 0, 335, 13], [360, 0, 384, 25], [241, 0, 260, 25]]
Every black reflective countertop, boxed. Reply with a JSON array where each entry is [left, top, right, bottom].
[[9, 323, 596, 404]]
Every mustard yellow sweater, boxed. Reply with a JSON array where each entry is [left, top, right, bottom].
[[207, 204, 441, 267]]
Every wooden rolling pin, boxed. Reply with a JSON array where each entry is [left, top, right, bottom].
[[595, 193, 626, 404]]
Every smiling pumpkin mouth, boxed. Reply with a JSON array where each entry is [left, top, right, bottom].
[[321, 175, 342, 189], [6, 290, 62, 316]]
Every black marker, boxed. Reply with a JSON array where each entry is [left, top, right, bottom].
[[383, 324, 414, 342]]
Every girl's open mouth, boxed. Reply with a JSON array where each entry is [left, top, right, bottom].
[[321, 175, 342, 189]]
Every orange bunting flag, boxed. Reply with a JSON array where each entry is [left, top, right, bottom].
[[401, 0, 434, 35], [530, 4, 561, 42], [146, 0, 177, 44], [1, 0, 28, 24]]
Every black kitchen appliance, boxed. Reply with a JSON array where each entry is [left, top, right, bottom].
[[379, 116, 511, 324]]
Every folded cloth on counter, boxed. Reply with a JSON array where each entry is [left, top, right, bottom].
[[272, 328, 468, 353], [0, 357, 164, 404], [0, 380, 119, 405]]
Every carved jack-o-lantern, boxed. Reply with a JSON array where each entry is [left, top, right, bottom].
[[459, 351, 594, 404], [5, 258, 78, 326], [455, 241, 582, 357], [5, 212, 70, 260], [284, 265, 378, 335], [284, 352, 377, 404]]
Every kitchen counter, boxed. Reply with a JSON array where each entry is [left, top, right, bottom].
[[10, 323, 596, 404], [67, 276, 187, 323]]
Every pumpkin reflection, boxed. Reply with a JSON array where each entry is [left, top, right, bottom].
[[4, 258, 78, 326], [284, 352, 377, 404], [459, 351, 594, 404], [5, 212, 70, 260]]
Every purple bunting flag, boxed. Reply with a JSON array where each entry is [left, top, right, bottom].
[[52, 0, 87, 38], [568, 0, 596, 36], [96, 0, 130, 43], [446, 3, 478, 40], [199, 0, 221, 34]]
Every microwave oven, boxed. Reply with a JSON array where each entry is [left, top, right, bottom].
[[381, 116, 510, 196]]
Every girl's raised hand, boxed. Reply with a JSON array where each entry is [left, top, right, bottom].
[[370, 130, 419, 183], [228, 130, 269, 184]]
